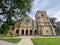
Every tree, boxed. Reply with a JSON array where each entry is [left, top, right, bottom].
[[0, 0, 33, 26], [12, 0, 33, 14], [0, 19, 2, 22], [0, 18, 2, 26], [0, 23, 10, 34], [49, 17, 60, 35], [0, 0, 33, 34], [55, 22, 60, 35], [49, 17, 56, 28]]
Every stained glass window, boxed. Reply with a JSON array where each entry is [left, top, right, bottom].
[[25, 19, 30, 25]]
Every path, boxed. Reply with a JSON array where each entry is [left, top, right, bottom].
[[0, 40, 17, 45], [0, 36, 60, 45], [17, 38, 34, 45]]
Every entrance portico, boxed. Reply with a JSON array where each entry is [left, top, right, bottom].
[[21, 29, 33, 35], [18, 29, 37, 36]]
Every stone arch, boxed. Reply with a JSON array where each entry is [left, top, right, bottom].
[[21, 29, 24, 35], [16, 29, 19, 36], [26, 30, 28, 35], [35, 30, 37, 35], [30, 30, 32, 35]]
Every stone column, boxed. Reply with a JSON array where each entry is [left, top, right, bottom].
[[24, 30, 26, 35], [19, 29, 21, 36], [28, 30, 30, 35], [32, 29, 34, 35], [13, 28, 16, 36]]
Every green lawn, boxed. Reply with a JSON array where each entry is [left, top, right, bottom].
[[0, 34, 18, 39], [0, 34, 21, 43], [1, 38, 21, 43], [0, 34, 17, 37], [32, 38, 60, 45]]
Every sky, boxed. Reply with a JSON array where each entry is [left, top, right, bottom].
[[29, 0, 60, 21], [0, 0, 60, 21]]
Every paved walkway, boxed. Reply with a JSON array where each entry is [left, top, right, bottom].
[[17, 38, 34, 45], [0, 36, 60, 45], [1, 36, 60, 39], [0, 40, 17, 45]]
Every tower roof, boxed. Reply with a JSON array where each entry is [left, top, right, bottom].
[[35, 10, 47, 17], [37, 10, 46, 13]]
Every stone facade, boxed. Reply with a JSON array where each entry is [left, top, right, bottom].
[[14, 11, 56, 36]]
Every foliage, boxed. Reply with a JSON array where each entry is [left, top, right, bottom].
[[55, 22, 60, 35], [0, 23, 10, 34], [0, 0, 33, 34], [49, 17, 56, 28], [49, 17, 60, 35], [0, 19, 2, 22], [5, 19, 15, 26], [0, 0, 33, 26], [12, 0, 33, 14]]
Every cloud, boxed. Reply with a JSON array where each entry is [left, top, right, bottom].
[[0, 0, 60, 21], [52, 11, 60, 21], [29, 0, 60, 21]]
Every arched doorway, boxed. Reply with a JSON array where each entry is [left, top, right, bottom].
[[16, 29, 19, 36], [26, 30, 28, 35], [30, 30, 32, 35], [21, 30, 24, 35], [35, 30, 37, 35]]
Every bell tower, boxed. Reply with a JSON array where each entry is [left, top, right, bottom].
[[35, 11, 56, 35]]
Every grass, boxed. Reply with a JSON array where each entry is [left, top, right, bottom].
[[32, 38, 60, 45], [0, 34, 21, 43], [0, 34, 17, 37], [1, 38, 21, 43], [0, 34, 18, 39], [0, 35, 9, 37]]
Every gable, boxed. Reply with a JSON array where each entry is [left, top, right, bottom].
[[20, 16, 34, 28], [15, 15, 35, 28]]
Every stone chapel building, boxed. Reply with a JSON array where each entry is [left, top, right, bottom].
[[14, 10, 56, 36]]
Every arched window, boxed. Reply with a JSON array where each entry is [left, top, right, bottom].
[[46, 30, 49, 33], [41, 14, 44, 17], [25, 19, 30, 25]]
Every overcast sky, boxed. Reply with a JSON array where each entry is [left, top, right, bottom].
[[0, 0, 60, 21], [29, 0, 60, 21]]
